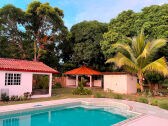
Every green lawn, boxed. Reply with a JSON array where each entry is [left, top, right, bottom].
[[0, 88, 168, 110]]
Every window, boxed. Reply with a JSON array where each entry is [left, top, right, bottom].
[[5, 73, 21, 85]]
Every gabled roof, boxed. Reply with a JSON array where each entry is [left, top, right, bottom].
[[64, 65, 101, 75], [0, 58, 59, 74]]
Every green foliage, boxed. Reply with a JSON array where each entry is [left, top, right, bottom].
[[102, 4, 168, 61], [52, 82, 62, 89], [142, 89, 153, 97], [70, 21, 108, 70], [23, 92, 31, 100], [95, 93, 105, 98], [158, 101, 168, 110], [137, 97, 148, 104], [113, 94, 123, 99], [72, 78, 92, 95], [162, 79, 168, 86], [1, 93, 9, 102], [106, 32, 168, 92], [0, 2, 67, 71], [33, 75, 49, 89], [100, 30, 131, 59], [0, 4, 30, 59], [25, 1, 67, 61], [10, 95, 19, 101], [145, 72, 164, 85], [10, 93, 31, 101], [72, 87, 92, 95], [150, 99, 158, 106], [109, 10, 137, 37]]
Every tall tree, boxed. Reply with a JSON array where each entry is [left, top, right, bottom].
[[102, 4, 168, 60], [0, 4, 28, 59], [106, 32, 168, 92], [25, 1, 67, 62], [69, 21, 108, 70]]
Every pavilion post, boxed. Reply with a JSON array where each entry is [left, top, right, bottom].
[[76, 75, 78, 87], [90, 75, 92, 87], [49, 73, 52, 97]]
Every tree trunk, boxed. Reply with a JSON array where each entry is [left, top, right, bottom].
[[139, 77, 144, 92], [34, 41, 37, 61], [138, 71, 144, 92]]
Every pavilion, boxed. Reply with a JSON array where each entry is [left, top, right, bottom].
[[64, 65, 102, 87]]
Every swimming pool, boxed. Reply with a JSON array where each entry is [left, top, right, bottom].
[[0, 102, 137, 126]]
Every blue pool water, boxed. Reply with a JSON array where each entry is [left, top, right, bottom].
[[0, 106, 128, 126]]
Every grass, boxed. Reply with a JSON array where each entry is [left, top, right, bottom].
[[0, 88, 168, 110]]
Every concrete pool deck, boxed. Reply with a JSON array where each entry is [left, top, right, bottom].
[[0, 98, 168, 126]]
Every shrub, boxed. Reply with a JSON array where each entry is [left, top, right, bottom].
[[24, 92, 31, 100], [113, 94, 123, 99], [52, 82, 62, 89], [150, 99, 158, 106], [95, 93, 105, 98], [1, 93, 9, 102], [72, 87, 92, 95], [158, 101, 168, 110], [19, 96, 25, 101], [72, 77, 92, 95], [10, 95, 19, 101], [137, 97, 148, 104]]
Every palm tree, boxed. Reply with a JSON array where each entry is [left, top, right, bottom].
[[106, 32, 168, 92]]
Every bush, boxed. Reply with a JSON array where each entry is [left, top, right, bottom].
[[95, 93, 105, 98], [24, 92, 31, 100], [52, 82, 62, 89], [72, 78, 92, 95], [113, 94, 123, 99], [158, 101, 168, 110], [72, 87, 92, 95], [19, 96, 26, 101], [1, 93, 9, 102], [150, 99, 158, 106], [10, 95, 19, 101], [137, 97, 148, 104]]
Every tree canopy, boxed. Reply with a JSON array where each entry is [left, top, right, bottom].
[[101, 4, 168, 60], [0, 2, 167, 75], [69, 21, 108, 70]]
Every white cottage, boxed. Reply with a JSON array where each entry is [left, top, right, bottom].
[[0, 58, 59, 98], [103, 72, 137, 94]]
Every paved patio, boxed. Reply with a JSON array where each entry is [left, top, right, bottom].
[[0, 98, 168, 126]]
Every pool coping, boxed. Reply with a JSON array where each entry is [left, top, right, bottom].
[[0, 98, 168, 126]]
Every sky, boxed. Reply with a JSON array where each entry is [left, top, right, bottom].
[[0, 0, 168, 29]]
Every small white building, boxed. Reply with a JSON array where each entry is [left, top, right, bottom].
[[103, 72, 137, 94], [0, 58, 59, 98]]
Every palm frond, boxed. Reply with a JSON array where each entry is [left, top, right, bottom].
[[113, 43, 136, 63], [132, 32, 145, 57], [149, 39, 167, 57], [137, 41, 150, 60], [142, 57, 168, 77], [106, 52, 138, 71]]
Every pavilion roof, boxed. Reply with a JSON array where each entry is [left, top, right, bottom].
[[64, 65, 101, 75]]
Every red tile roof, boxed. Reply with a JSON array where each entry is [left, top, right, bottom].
[[0, 58, 59, 74], [64, 65, 101, 75]]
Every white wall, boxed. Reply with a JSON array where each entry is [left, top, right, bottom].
[[0, 71, 32, 97], [104, 74, 137, 94], [66, 77, 76, 86], [127, 74, 137, 94], [93, 80, 102, 87]]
